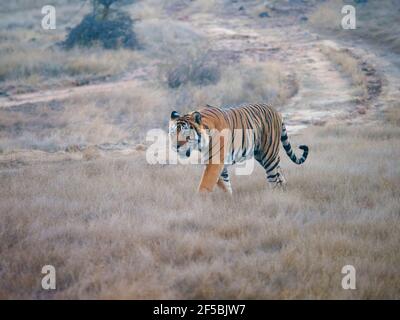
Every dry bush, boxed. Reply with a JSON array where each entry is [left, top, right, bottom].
[[164, 50, 220, 89], [63, 1, 138, 50], [1, 116, 399, 299]]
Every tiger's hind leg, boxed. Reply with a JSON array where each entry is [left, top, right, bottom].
[[217, 166, 233, 194], [256, 156, 286, 189]]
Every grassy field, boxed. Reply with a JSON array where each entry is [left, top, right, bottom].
[[0, 0, 399, 299], [1, 112, 399, 299]]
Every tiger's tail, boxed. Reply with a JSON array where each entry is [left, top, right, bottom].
[[281, 123, 309, 165]]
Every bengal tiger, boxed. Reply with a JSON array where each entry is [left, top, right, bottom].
[[169, 104, 308, 193]]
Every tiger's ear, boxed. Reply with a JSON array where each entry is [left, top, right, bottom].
[[171, 111, 180, 120], [193, 111, 201, 124]]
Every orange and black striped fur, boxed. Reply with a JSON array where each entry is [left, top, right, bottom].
[[169, 104, 308, 193]]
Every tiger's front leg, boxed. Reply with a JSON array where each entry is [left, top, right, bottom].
[[217, 167, 233, 194], [198, 163, 225, 193]]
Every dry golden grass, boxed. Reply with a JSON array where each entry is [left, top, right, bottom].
[[384, 103, 400, 126], [1, 115, 399, 299], [0, 45, 140, 82], [0, 83, 169, 152]]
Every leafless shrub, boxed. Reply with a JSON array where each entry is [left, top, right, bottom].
[[166, 51, 220, 88]]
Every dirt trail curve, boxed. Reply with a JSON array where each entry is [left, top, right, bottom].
[[1, 6, 397, 165], [0, 72, 148, 109]]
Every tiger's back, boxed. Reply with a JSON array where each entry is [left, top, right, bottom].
[[201, 104, 283, 165]]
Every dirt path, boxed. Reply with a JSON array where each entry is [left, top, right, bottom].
[[0, 71, 151, 109]]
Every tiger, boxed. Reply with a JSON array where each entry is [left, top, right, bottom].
[[169, 104, 308, 193]]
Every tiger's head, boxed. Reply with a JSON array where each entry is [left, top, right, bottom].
[[169, 110, 207, 158]]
